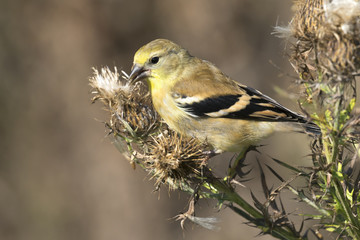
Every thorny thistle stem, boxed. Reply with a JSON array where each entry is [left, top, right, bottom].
[[275, 0, 360, 238]]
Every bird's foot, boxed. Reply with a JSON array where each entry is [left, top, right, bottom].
[[200, 149, 221, 166]]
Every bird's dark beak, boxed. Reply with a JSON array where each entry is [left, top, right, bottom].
[[129, 64, 149, 83]]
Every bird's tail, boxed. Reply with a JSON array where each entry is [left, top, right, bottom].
[[302, 121, 321, 136], [276, 120, 321, 136]]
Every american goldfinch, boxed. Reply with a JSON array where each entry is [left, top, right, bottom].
[[129, 39, 320, 153]]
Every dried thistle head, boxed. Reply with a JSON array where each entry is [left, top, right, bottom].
[[318, 36, 360, 73], [323, 0, 360, 34], [89, 67, 160, 140], [319, 0, 360, 73], [292, 0, 325, 39], [145, 128, 209, 189], [277, 0, 360, 78], [273, 1, 325, 82], [291, 0, 360, 38]]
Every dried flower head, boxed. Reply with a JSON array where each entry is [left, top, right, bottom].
[[90, 67, 130, 101], [324, 0, 360, 34], [90, 67, 160, 139], [145, 129, 209, 189], [319, 36, 360, 72], [292, 0, 325, 39], [275, 0, 360, 80]]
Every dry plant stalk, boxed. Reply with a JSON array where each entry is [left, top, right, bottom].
[[275, 0, 360, 238]]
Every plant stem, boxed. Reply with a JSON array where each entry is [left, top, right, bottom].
[[333, 178, 360, 238], [206, 178, 302, 239]]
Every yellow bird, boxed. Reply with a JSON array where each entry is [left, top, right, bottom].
[[129, 39, 320, 154]]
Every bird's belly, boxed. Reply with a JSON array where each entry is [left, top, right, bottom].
[[185, 118, 276, 152]]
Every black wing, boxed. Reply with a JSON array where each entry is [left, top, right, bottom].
[[177, 84, 307, 123]]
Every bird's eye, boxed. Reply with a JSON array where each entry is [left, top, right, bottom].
[[150, 56, 159, 64]]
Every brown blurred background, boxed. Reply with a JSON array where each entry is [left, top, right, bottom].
[[0, 1, 317, 239]]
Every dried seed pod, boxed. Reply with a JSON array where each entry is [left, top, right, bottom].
[[90, 67, 160, 139], [292, 0, 325, 39], [319, 36, 360, 73], [286, 0, 360, 80], [145, 129, 208, 188]]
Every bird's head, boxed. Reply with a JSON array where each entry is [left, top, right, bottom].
[[129, 39, 190, 91]]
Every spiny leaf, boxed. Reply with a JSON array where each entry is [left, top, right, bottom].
[[269, 156, 305, 174], [251, 191, 265, 212], [257, 159, 279, 210], [266, 164, 285, 182], [228, 205, 257, 223]]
